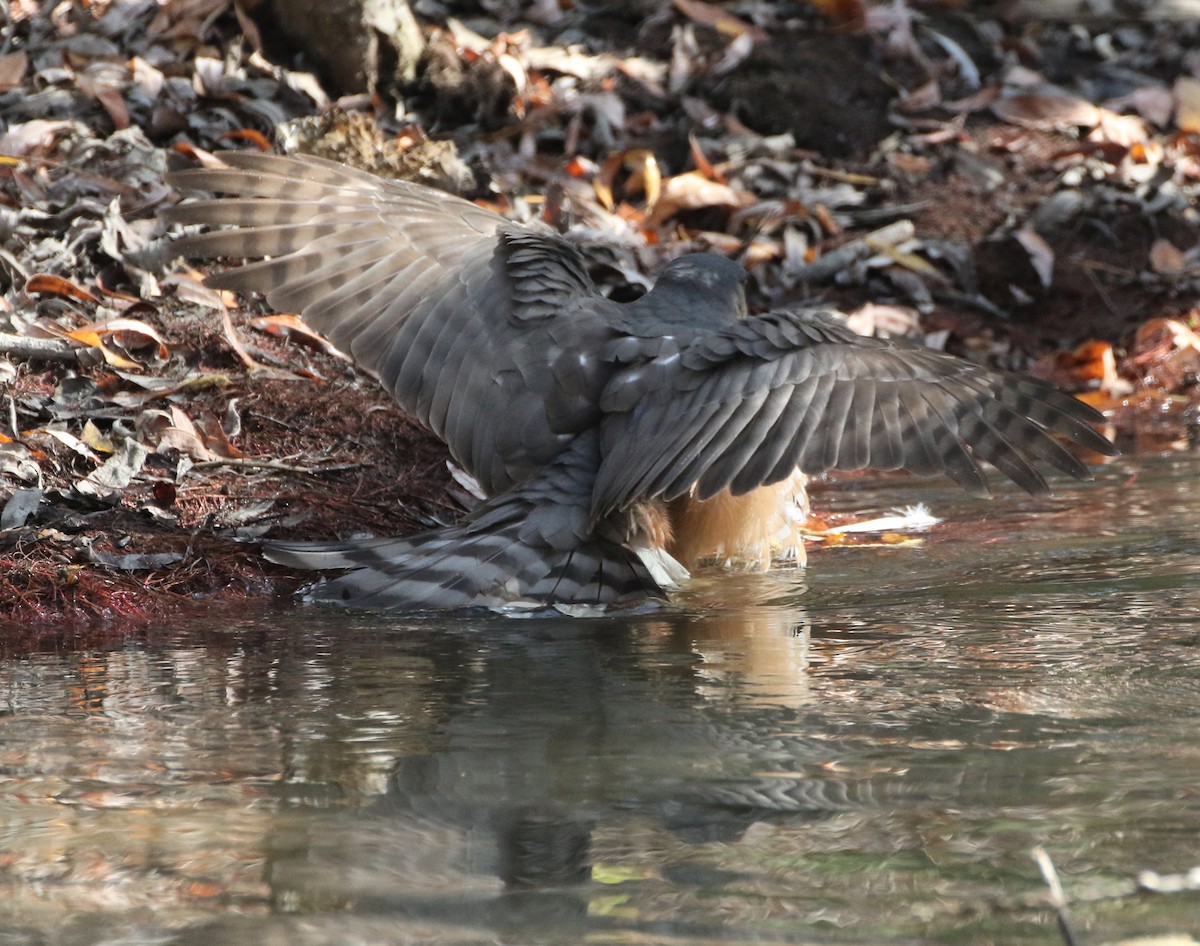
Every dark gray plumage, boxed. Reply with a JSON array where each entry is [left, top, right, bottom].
[[165, 152, 1116, 611]]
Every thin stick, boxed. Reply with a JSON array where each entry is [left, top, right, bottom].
[[1032, 846, 1081, 946], [0, 333, 79, 362]]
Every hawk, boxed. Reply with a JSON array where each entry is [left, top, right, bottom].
[[165, 153, 1116, 610]]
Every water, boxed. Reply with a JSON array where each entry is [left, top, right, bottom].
[[2, 452, 1199, 945]]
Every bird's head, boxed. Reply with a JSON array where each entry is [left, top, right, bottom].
[[645, 254, 749, 326]]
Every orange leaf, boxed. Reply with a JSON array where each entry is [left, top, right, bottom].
[[25, 273, 101, 304], [97, 342, 144, 371], [218, 128, 272, 151], [72, 317, 171, 359], [688, 133, 721, 181], [169, 143, 225, 167], [596, 149, 662, 212], [804, 0, 866, 30], [249, 314, 347, 358], [672, 0, 768, 40], [66, 329, 104, 348]]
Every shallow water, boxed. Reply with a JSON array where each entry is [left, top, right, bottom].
[[2, 451, 1199, 945]]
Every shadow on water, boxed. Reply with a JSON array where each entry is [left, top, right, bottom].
[[1, 452, 1199, 945]]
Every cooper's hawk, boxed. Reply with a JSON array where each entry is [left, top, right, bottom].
[[166, 153, 1116, 610]]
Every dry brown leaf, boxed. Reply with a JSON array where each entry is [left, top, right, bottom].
[[649, 171, 752, 224], [1134, 318, 1200, 355], [1032, 340, 1128, 397], [147, 0, 232, 39], [804, 0, 867, 30], [672, 0, 768, 41], [1106, 86, 1175, 129], [595, 149, 661, 211], [25, 273, 101, 304], [138, 407, 216, 461], [688, 133, 720, 181], [34, 428, 104, 464], [193, 415, 244, 459], [1128, 318, 1200, 393], [249, 314, 347, 358], [888, 152, 933, 177], [992, 91, 1100, 130], [0, 51, 28, 92], [70, 318, 170, 359], [1174, 76, 1200, 133], [232, 0, 264, 53], [169, 142, 226, 167], [1149, 238, 1186, 275], [222, 307, 271, 371], [898, 79, 941, 113], [76, 70, 131, 131]]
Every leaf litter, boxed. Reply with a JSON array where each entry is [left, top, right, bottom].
[[1, 0, 1199, 625]]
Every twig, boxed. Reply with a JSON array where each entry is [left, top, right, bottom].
[[0, 333, 79, 362], [1032, 846, 1081, 946], [188, 457, 369, 474]]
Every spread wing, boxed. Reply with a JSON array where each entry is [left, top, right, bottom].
[[593, 309, 1115, 516], [165, 152, 615, 494]]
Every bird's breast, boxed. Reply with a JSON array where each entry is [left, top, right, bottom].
[[666, 471, 809, 571]]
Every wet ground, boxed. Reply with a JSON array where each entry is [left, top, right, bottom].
[[1, 450, 1198, 945]]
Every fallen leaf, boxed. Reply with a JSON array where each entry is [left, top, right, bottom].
[[0, 119, 78, 157], [1032, 339, 1130, 396], [137, 408, 216, 461], [1149, 238, 1186, 275], [193, 415, 244, 459], [1107, 85, 1175, 129], [93, 84, 131, 130], [672, 0, 768, 41], [1090, 109, 1148, 147], [219, 127, 273, 150], [25, 273, 101, 304], [0, 51, 28, 92], [89, 550, 185, 570], [74, 439, 148, 498], [805, 0, 867, 30], [1, 487, 42, 530], [70, 317, 170, 359], [898, 79, 941, 113], [34, 427, 105, 464], [1174, 76, 1200, 133], [992, 90, 1100, 130], [649, 170, 752, 224], [596, 149, 662, 211], [249, 314, 348, 358], [81, 419, 116, 454], [1012, 227, 1055, 288]]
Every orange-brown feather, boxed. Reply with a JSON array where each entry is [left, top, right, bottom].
[[666, 471, 808, 570]]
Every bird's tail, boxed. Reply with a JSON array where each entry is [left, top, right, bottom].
[[265, 434, 680, 611]]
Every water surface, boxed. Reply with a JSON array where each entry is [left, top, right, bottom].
[[2, 451, 1199, 945]]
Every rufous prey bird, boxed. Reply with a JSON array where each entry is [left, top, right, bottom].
[[165, 152, 1116, 611]]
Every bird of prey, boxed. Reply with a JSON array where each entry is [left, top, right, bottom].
[[165, 152, 1116, 611]]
